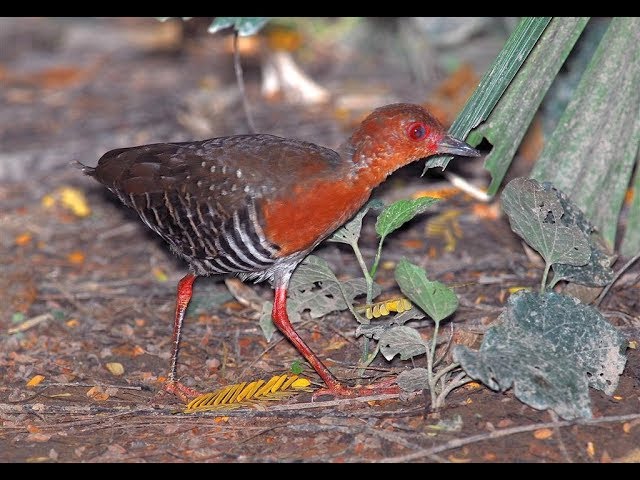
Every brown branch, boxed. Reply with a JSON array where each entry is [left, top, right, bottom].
[[379, 412, 640, 462]]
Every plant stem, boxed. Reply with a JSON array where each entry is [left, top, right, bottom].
[[541, 262, 551, 293], [368, 237, 385, 284], [233, 30, 256, 134], [425, 320, 442, 410], [351, 240, 376, 304]]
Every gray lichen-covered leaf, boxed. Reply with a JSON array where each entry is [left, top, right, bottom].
[[397, 367, 430, 393], [375, 197, 440, 241], [454, 291, 628, 419], [208, 17, 270, 36], [502, 177, 590, 267], [395, 259, 458, 323], [259, 301, 277, 342], [541, 182, 615, 286], [379, 326, 427, 361], [329, 199, 384, 245], [356, 307, 425, 340]]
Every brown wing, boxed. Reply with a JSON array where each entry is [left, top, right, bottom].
[[83, 134, 346, 275]]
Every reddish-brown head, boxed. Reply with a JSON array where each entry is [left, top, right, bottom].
[[347, 103, 479, 183]]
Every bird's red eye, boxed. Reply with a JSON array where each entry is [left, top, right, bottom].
[[407, 122, 427, 141]]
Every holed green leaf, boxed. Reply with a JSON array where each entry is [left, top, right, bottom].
[[501, 177, 590, 267]]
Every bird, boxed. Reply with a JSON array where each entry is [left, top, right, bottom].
[[79, 103, 480, 401]]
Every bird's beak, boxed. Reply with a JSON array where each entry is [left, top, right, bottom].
[[437, 134, 481, 157]]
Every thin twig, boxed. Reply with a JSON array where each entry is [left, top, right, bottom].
[[233, 30, 257, 134], [595, 252, 640, 307], [548, 410, 573, 463], [379, 412, 640, 462]]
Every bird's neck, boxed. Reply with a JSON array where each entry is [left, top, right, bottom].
[[337, 138, 409, 189]]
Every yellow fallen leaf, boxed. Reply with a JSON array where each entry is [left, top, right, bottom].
[[26, 375, 45, 388], [586, 441, 596, 458], [152, 267, 168, 282], [106, 362, 124, 376], [291, 377, 311, 388], [533, 428, 554, 440], [59, 186, 91, 217], [508, 286, 528, 294], [628, 340, 637, 349], [613, 395, 623, 401]]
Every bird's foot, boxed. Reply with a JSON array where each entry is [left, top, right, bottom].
[[162, 380, 202, 403], [312, 377, 399, 400]]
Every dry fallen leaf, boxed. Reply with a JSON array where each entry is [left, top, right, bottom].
[[86, 385, 110, 401], [26, 375, 45, 388], [106, 362, 124, 376], [533, 428, 554, 440]]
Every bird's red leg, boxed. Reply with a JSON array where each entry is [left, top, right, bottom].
[[272, 284, 399, 399], [163, 273, 201, 401]]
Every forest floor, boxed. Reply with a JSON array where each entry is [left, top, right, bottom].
[[1, 17, 638, 463]]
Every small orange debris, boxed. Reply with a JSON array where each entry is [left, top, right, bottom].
[[613, 395, 623, 401], [448, 455, 471, 463], [214, 416, 229, 423], [134, 318, 147, 327], [26, 375, 45, 388], [66, 319, 79, 328], [483, 452, 497, 461], [586, 441, 596, 459], [533, 428, 554, 440], [401, 239, 425, 250], [152, 267, 168, 282], [472, 202, 501, 220], [464, 397, 473, 405], [622, 423, 632, 434], [86, 386, 110, 401], [15, 232, 32, 246], [412, 187, 460, 200], [67, 251, 85, 264], [26, 424, 42, 434]]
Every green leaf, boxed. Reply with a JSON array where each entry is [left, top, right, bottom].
[[478, 18, 589, 196], [329, 199, 383, 246], [394, 259, 458, 323], [454, 291, 628, 420], [501, 177, 590, 267], [397, 367, 430, 393], [424, 17, 552, 173], [379, 326, 427, 361], [531, 17, 640, 250], [375, 197, 439, 241], [208, 17, 271, 37], [290, 361, 304, 375]]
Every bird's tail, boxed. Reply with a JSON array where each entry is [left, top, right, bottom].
[[72, 160, 96, 176]]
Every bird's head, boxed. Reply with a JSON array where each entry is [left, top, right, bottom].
[[346, 103, 480, 180]]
